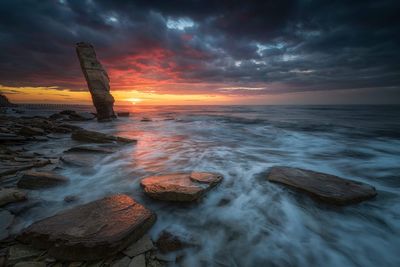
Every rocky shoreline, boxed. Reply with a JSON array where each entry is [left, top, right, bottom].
[[0, 108, 378, 267]]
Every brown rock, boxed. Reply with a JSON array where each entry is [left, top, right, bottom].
[[156, 231, 188, 253], [0, 188, 26, 207], [60, 153, 97, 167], [0, 159, 51, 177], [18, 171, 69, 189], [117, 112, 130, 117], [18, 194, 156, 261], [141, 172, 223, 202], [71, 129, 136, 144], [267, 166, 377, 205], [68, 112, 96, 121], [76, 42, 116, 122]]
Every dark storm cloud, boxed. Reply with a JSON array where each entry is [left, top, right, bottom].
[[0, 0, 399, 96]]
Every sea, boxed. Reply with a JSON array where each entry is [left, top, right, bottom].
[[7, 105, 400, 267]]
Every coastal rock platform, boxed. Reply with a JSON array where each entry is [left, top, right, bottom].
[[18, 171, 69, 189]]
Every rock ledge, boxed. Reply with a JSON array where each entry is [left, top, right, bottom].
[[267, 166, 377, 205], [18, 194, 156, 260], [141, 172, 223, 202]]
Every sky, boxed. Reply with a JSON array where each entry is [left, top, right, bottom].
[[0, 0, 399, 105]]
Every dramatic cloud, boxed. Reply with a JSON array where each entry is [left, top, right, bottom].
[[0, 0, 399, 99]]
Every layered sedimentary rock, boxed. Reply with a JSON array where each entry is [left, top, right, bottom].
[[267, 166, 377, 205], [18, 194, 156, 261], [18, 171, 69, 189], [0, 188, 26, 207], [71, 129, 136, 143], [76, 42, 115, 122], [141, 172, 223, 202]]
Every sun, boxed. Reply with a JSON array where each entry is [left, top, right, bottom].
[[125, 98, 142, 105]]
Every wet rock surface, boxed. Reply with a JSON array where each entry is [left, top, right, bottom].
[[71, 129, 136, 144], [17, 171, 69, 189], [267, 166, 377, 205], [0, 188, 26, 207], [141, 172, 223, 202], [60, 153, 99, 167], [155, 231, 189, 253], [18, 194, 156, 261], [123, 235, 154, 257], [0, 209, 14, 240], [7, 244, 44, 265], [65, 144, 116, 154]]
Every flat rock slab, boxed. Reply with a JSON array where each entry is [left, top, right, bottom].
[[18, 194, 156, 261], [0, 188, 26, 207], [60, 153, 98, 167], [7, 244, 44, 265], [267, 166, 377, 205], [18, 171, 69, 189], [0, 160, 51, 177], [15, 262, 46, 267], [71, 129, 136, 144], [141, 172, 223, 202], [155, 231, 190, 253], [123, 234, 154, 257], [65, 145, 116, 154], [129, 254, 146, 267]]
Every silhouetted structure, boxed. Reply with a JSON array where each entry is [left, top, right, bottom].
[[76, 42, 115, 122]]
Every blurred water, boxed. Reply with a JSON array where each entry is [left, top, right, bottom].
[[12, 105, 400, 267]]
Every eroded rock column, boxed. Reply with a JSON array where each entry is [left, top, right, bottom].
[[76, 42, 115, 122]]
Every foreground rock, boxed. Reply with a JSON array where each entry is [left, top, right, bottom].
[[17, 171, 69, 189], [60, 153, 98, 167], [76, 42, 116, 122], [123, 235, 154, 257], [267, 166, 377, 205], [141, 172, 223, 202], [71, 129, 136, 144], [0, 188, 26, 207], [18, 194, 156, 261], [0, 158, 51, 177], [156, 231, 189, 253], [7, 244, 44, 265]]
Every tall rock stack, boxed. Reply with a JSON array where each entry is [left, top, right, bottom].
[[76, 42, 116, 122]]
